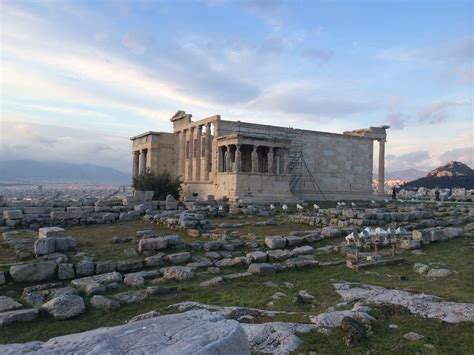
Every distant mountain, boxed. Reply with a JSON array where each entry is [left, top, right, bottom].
[[426, 161, 473, 177], [0, 160, 130, 184], [404, 161, 474, 189], [384, 168, 427, 181]]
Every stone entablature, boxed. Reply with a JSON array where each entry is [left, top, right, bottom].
[[130, 111, 389, 203]]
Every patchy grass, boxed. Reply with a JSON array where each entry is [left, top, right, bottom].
[[0, 218, 473, 349]]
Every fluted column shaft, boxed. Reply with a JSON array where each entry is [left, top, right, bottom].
[[377, 139, 385, 195], [132, 151, 139, 179]]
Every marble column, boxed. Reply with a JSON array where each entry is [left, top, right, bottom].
[[251, 145, 259, 173], [175, 131, 181, 177], [204, 122, 211, 180], [184, 129, 190, 182], [188, 128, 194, 181], [377, 139, 386, 195], [225, 145, 232, 172], [218, 146, 224, 172], [282, 149, 288, 174], [179, 130, 186, 179], [132, 151, 139, 179], [267, 147, 274, 174], [194, 125, 202, 181], [275, 149, 281, 175], [235, 144, 242, 172], [139, 149, 147, 175]]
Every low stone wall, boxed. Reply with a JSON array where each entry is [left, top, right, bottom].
[[0, 200, 160, 229]]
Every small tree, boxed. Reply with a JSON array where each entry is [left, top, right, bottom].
[[132, 170, 182, 200]]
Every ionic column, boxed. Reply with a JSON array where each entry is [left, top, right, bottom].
[[218, 146, 224, 172], [267, 147, 274, 174], [377, 139, 385, 195], [235, 144, 242, 172], [251, 145, 259, 173], [139, 149, 147, 175], [194, 125, 202, 181], [204, 122, 211, 180], [275, 149, 281, 175], [175, 131, 181, 177], [180, 130, 186, 179], [187, 128, 194, 181], [282, 149, 288, 174], [225, 145, 232, 172], [132, 151, 139, 179]]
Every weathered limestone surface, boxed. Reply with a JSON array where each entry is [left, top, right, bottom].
[[334, 282, 474, 323], [0, 310, 250, 354], [242, 322, 314, 354]]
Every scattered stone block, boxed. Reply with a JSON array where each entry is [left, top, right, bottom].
[[0, 296, 22, 312], [55, 236, 78, 252], [22, 284, 79, 307], [39, 227, 66, 238], [71, 272, 123, 292], [286, 256, 318, 268], [399, 240, 421, 250], [10, 262, 57, 283], [136, 230, 157, 239], [413, 263, 430, 275], [247, 263, 276, 276], [58, 263, 75, 280], [0, 309, 38, 326], [403, 332, 424, 341], [116, 259, 143, 272], [112, 291, 147, 304], [90, 295, 120, 312], [95, 261, 117, 274], [138, 237, 168, 253], [84, 282, 106, 296], [285, 236, 305, 247], [124, 274, 145, 288], [42, 295, 85, 320], [75, 260, 95, 276], [267, 249, 294, 261], [165, 195, 178, 210], [167, 252, 192, 265], [145, 254, 165, 267], [164, 234, 181, 246], [426, 268, 457, 278], [321, 227, 342, 238], [265, 236, 286, 249], [443, 227, 463, 239], [162, 266, 194, 281], [34, 237, 56, 256], [292, 246, 314, 256], [246, 251, 268, 263]]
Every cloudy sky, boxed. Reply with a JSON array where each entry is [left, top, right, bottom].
[[1, 0, 472, 173]]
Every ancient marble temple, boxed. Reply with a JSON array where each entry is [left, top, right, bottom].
[[131, 111, 388, 203]]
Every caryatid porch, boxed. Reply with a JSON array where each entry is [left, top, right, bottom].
[[216, 134, 290, 175]]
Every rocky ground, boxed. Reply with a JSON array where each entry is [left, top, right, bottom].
[[0, 201, 473, 353]]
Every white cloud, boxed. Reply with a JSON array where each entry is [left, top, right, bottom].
[[301, 47, 333, 61], [378, 37, 474, 64], [246, 81, 378, 118], [417, 100, 470, 123], [0, 117, 131, 171]]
